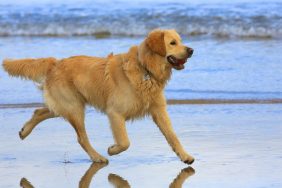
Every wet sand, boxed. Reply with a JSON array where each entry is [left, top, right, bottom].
[[1, 104, 282, 187], [1, 98, 282, 109]]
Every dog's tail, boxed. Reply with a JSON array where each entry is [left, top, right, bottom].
[[2, 57, 57, 82]]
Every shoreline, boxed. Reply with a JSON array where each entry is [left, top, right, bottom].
[[1, 99, 282, 109]]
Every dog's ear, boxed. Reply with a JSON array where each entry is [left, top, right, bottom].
[[145, 30, 166, 57]]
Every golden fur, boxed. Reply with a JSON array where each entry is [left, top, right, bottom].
[[2, 29, 194, 164]]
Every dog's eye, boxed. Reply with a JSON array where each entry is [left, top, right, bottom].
[[170, 41, 177, 45]]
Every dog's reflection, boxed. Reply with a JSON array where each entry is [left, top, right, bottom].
[[108, 173, 131, 188], [20, 163, 195, 188], [79, 163, 108, 188], [20, 178, 34, 188], [169, 167, 195, 188]]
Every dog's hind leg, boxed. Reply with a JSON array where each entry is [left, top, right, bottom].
[[65, 112, 108, 163], [44, 83, 107, 163], [107, 111, 130, 156], [19, 107, 56, 140]]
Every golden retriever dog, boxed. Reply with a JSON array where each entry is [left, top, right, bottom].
[[3, 29, 194, 164]]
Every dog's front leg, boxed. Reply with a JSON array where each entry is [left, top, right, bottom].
[[107, 110, 130, 156], [150, 105, 194, 164]]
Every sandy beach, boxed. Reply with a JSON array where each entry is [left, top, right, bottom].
[[1, 104, 282, 187]]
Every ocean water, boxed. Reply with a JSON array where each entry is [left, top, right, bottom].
[[0, 0, 282, 104], [1, 1, 282, 38]]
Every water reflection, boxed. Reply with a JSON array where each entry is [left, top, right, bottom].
[[79, 163, 108, 188], [20, 163, 195, 188], [108, 173, 131, 188], [169, 167, 195, 188], [20, 178, 34, 188]]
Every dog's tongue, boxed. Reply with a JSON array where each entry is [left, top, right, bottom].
[[177, 58, 186, 65]]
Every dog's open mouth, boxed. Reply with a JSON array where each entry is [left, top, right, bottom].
[[167, 55, 188, 70]]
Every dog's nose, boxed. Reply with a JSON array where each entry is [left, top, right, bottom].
[[186, 47, 194, 57]]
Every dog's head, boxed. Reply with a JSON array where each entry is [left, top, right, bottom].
[[145, 29, 193, 70]]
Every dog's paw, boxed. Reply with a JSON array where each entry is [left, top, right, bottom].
[[108, 145, 119, 156], [177, 152, 195, 165], [19, 128, 27, 140], [108, 144, 129, 156], [183, 158, 195, 165], [90, 155, 109, 164]]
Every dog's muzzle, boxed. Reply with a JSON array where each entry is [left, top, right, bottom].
[[167, 47, 193, 70]]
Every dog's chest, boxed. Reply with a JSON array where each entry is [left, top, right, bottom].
[[124, 85, 161, 119], [124, 97, 151, 120]]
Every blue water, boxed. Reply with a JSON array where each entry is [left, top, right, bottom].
[[0, 1, 282, 38], [0, 0, 282, 104]]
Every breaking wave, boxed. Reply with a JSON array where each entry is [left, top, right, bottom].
[[0, 2, 282, 38]]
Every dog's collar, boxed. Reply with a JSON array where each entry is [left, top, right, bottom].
[[136, 50, 153, 81], [122, 47, 155, 82], [143, 69, 151, 81]]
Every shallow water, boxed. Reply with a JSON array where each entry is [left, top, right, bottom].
[[0, 36, 282, 104], [0, 104, 282, 187]]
